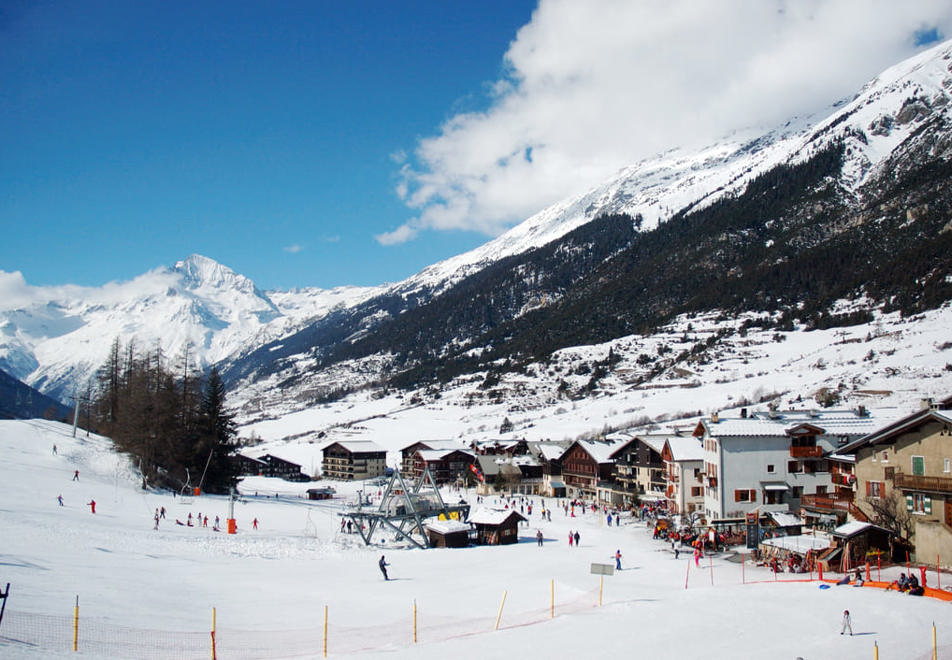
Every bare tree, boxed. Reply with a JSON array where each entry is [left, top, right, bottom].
[[863, 492, 914, 539]]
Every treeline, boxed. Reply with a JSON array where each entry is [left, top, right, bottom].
[[93, 339, 237, 494]]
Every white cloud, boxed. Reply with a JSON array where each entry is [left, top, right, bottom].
[[284, 244, 304, 254], [384, 0, 952, 245]]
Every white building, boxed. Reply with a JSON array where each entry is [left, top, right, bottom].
[[662, 435, 704, 516], [695, 407, 892, 521]]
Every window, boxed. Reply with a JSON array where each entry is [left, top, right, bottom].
[[911, 455, 925, 476], [734, 489, 756, 502], [766, 464, 776, 474], [881, 451, 889, 463], [908, 493, 932, 514], [788, 461, 800, 473], [691, 486, 703, 497], [866, 481, 883, 498], [816, 485, 827, 496], [944, 458, 951, 474]]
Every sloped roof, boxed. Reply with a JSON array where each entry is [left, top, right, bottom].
[[570, 438, 625, 463], [401, 439, 469, 452], [832, 521, 893, 539], [324, 440, 386, 454], [416, 448, 475, 461], [698, 409, 897, 439], [838, 408, 952, 454], [467, 507, 527, 525], [664, 436, 703, 462], [424, 519, 471, 534]]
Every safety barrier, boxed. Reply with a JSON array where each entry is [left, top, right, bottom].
[[0, 582, 602, 659]]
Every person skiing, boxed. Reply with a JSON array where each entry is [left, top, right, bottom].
[[568, 531, 574, 546], [574, 530, 580, 547], [379, 555, 390, 580], [253, 517, 259, 530], [88, 499, 96, 514], [615, 549, 622, 570], [537, 529, 544, 547], [57, 494, 64, 506], [840, 609, 853, 635], [73, 470, 79, 481], [160, 506, 166, 519]]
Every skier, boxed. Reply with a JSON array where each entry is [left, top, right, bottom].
[[574, 530, 580, 547], [57, 494, 64, 506], [537, 530, 544, 547], [88, 499, 96, 514], [52, 444, 57, 455], [840, 609, 853, 635], [253, 517, 259, 530], [568, 531, 574, 546], [615, 549, 622, 570], [379, 555, 390, 580], [73, 470, 79, 481], [160, 506, 166, 519]]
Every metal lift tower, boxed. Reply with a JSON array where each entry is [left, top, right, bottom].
[[341, 467, 470, 550]]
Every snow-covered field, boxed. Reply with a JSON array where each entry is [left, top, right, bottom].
[[1, 419, 949, 659]]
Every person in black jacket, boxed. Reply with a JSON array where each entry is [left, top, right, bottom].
[[379, 555, 390, 580]]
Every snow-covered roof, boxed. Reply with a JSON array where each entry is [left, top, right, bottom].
[[532, 442, 570, 461], [766, 511, 801, 528], [401, 439, 469, 452], [424, 519, 471, 534], [416, 448, 474, 461], [573, 438, 624, 463], [664, 436, 703, 462], [838, 408, 952, 454], [467, 507, 526, 525], [325, 440, 386, 453], [700, 409, 897, 439], [832, 521, 892, 538], [760, 534, 830, 553]]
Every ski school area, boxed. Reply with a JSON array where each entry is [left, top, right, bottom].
[[1, 419, 950, 660]]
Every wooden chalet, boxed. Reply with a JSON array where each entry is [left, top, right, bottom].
[[411, 448, 476, 485], [424, 519, 472, 548], [235, 453, 307, 481], [467, 508, 527, 545], [560, 439, 622, 501], [400, 440, 469, 476]]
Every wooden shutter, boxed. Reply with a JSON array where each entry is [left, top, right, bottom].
[[924, 496, 932, 515], [906, 494, 914, 511]]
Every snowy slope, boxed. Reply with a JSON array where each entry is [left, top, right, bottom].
[[2, 420, 951, 660]]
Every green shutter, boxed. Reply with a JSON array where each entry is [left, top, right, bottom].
[[912, 456, 925, 476], [906, 494, 914, 511], [924, 496, 932, 515]]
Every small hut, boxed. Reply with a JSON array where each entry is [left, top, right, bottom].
[[306, 487, 335, 501], [467, 508, 527, 545], [424, 519, 471, 548], [831, 521, 898, 569]]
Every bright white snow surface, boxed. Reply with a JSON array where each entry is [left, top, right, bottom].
[[1, 420, 949, 660]]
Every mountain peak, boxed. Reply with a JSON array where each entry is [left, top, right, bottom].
[[173, 254, 245, 289]]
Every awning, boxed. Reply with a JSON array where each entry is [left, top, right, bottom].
[[761, 482, 790, 491]]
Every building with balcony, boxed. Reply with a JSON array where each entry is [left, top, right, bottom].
[[840, 397, 952, 566], [560, 438, 625, 501], [321, 441, 387, 481], [661, 435, 704, 516], [693, 407, 890, 520]]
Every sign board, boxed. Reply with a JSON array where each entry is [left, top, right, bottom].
[[590, 563, 615, 576], [745, 511, 759, 550]]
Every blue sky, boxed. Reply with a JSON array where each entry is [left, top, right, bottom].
[[2, 1, 950, 291]]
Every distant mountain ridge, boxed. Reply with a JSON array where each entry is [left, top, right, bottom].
[[3, 41, 952, 418]]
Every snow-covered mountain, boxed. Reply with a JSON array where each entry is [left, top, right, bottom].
[[392, 39, 952, 298], [0, 255, 384, 402], [5, 41, 952, 419]]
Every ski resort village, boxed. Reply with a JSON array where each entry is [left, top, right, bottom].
[[6, 5, 952, 660]]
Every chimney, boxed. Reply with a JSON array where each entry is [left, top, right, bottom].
[[711, 411, 719, 423], [856, 405, 868, 417], [920, 398, 935, 411], [741, 408, 748, 419]]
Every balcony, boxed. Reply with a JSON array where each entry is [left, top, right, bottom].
[[893, 472, 952, 494], [800, 494, 868, 522], [790, 446, 823, 458]]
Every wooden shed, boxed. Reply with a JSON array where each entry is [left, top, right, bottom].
[[306, 487, 335, 500], [424, 519, 472, 548], [467, 508, 527, 545]]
